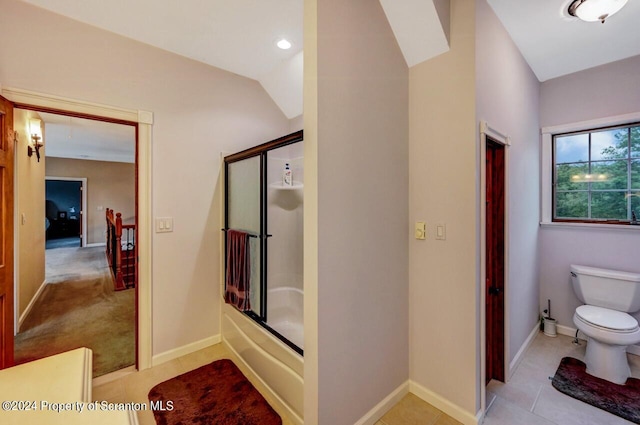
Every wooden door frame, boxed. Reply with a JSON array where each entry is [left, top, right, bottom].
[[45, 177, 88, 248], [479, 120, 510, 413], [2, 87, 153, 372]]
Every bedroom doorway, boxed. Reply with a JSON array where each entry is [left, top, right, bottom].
[[45, 178, 85, 249]]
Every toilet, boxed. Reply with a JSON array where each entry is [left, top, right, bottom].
[[570, 264, 640, 384]]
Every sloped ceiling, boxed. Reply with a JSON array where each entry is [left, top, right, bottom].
[[19, 0, 451, 120]]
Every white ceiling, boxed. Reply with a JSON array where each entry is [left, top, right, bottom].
[[487, 0, 640, 82], [22, 0, 640, 156], [40, 112, 136, 163]]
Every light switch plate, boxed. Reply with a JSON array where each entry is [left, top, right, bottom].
[[436, 223, 446, 240], [415, 221, 426, 240], [155, 217, 174, 233]]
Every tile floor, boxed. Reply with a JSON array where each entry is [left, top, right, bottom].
[[93, 333, 638, 425], [484, 332, 639, 425]]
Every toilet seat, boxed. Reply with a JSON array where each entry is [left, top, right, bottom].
[[575, 305, 639, 333]]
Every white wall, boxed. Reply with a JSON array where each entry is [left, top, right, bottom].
[[309, 0, 409, 423], [409, 0, 479, 417], [0, 0, 290, 356], [476, 0, 541, 369], [539, 55, 640, 329]]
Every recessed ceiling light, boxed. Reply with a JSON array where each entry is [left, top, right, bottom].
[[276, 39, 292, 50], [568, 0, 629, 23]]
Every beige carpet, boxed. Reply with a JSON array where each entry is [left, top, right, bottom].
[[15, 246, 135, 378]]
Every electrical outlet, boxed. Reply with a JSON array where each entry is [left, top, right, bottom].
[[415, 222, 426, 240]]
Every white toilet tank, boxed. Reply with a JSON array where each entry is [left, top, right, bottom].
[[571, 264, 640, 313]]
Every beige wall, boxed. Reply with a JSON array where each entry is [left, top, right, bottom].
[[310, 0, 410, 423], [0, 0, 290, 355], [409, 0, 479, 417], [15, 109, 45, 319], [46, 158, 135, 245]]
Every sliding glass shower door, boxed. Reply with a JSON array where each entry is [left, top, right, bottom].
[[224, 131, 304, 355], [226, 155, 263, 318]]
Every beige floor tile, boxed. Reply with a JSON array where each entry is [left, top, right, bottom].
[[433, 412, 462, 425], [484, 396, 556, 425], [123, 358, 183, 403], [176, 343, 230, 373], [92, 379, 126, 403], [380, 393, 442, 425]]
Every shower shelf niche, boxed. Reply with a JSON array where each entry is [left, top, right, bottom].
[[269, 181, 303, 190]]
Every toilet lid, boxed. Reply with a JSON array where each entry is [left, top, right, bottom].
[[576, 305, 639, 332]]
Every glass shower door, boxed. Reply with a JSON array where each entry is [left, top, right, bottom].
[[226, 155, 263, 318]]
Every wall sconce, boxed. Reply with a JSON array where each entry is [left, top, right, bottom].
[[28, 118, 44, 162]]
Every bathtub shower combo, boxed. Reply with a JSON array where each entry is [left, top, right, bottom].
[[224, 131, 304, 353]]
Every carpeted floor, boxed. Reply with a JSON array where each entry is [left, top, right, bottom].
[[552, 356, 640, 424], [14, 246, 135, 378], [148, 359, 282, 425]]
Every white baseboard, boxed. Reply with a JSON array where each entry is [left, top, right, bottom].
[[18, 279, 47, 332], [556, 323, 640, 356], [508, 321, 540, 379], [409, 380, 481, 425], [354, 381, 409, 425], [152, 334, 221, 366], [85, 242, 106, 248]]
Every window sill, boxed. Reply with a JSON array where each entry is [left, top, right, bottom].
[[540, 221, 640, 232]]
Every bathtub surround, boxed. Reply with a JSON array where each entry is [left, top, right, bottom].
[[552, 357, 640, 424]]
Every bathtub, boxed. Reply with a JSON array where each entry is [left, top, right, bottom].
[[222, 286, 304, 424], [267, 287, 304, 349]]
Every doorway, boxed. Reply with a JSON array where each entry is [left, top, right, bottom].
[[486, 137, 505, 384], [13, 106, 138, 377], [45, 178, 85, 249]]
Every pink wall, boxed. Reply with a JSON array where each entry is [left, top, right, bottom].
[[0, 0, 290, 356], [476, 0, 541, 372], [316, 0, 409, 423]]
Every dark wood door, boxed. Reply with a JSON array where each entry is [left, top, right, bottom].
[[0, 96, 14, 369], [486, 138, 505, 383]]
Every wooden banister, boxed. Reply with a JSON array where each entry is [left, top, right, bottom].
[[105, 208, 136, 291]]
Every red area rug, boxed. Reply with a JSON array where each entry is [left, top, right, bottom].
[[148, 359, 282, 425], [552, 357, 640, 424]]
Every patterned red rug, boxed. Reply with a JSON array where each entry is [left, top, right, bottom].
[[148, 359, 282, 425], [552, 357, 640, 424]]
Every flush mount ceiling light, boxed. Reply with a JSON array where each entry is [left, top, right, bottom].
[[276, 38, 292, 50], [568, 0, 629, 23]]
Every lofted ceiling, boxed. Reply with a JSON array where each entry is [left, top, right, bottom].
[[487, 0, 640, 82], [19, 0, 639, 158]]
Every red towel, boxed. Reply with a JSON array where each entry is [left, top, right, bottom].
[[224, 230, 251, 311]]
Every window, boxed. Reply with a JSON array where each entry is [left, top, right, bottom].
[[553, 123, 640, 223]]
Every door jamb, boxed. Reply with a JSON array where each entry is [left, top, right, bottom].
[[479, 120, 510, 414], [3, 87, 153, 371]]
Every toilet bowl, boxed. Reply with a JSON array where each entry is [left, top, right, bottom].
[[573, 305, 640, 384], [570, 264, 640, 384]]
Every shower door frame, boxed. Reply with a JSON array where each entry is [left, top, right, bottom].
[[223, 130, 303, 355]]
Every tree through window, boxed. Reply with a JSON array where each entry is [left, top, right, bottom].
[[553, 124, 640, 223]]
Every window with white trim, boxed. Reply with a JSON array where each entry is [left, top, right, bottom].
[[552, 123, 640, 224]]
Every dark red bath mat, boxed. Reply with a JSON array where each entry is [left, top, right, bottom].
[[148, 358, 282, 425], [552, 356, 640, 424]]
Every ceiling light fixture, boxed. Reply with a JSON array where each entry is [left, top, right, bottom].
[[276, 39, 292, 50], [568, 0, 629, 23]]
